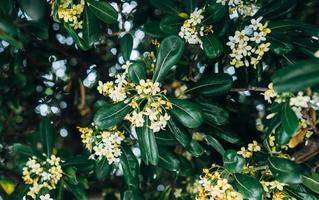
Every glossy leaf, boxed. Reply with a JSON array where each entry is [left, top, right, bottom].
[[277, 103, 299, 144], [39, 117, 54, 156], [206, 126, 242, 144], [255, 0, 297, 19], [149, 0, 179, 15], [223, 150, 245, 173], [268, 157, 306, 184], [169, 98, 204, 129], [94, 102, 132, 129], [65, 167, 78, 185], [120, 143, 139, 189], [152, 36, 184, 82], [120, 33, 133, 61], [143, 21, 166, 38], [198, 102, 229, 126], [83, 7, 100, 46], [155, 131, 178, 146], [128, 61, 147, 84], [235, 174, 264, 200], [122, 190, 144, 200], [272, 59, 319, 93], [302, 173, 319, 194], [202, 33, 223, 59], [12, 143, 34, 158], [63, 23, 90, 50], [136, 117, 159, 165], [95, 157, 112, 180], [167, 119, 190, 147], [203, 3, 227, 24], [65, 182, 87, 200], [205, 135, 225, 156], [187, 74, 232, 96], [18, 0, 46, 21], [186, 140, 204, 157], [160, 16, 183, 35], [158, 149, 180, 172], [86, 0, 118, 24]]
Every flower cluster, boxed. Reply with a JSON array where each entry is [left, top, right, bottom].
[[125, 79, 172, 132], [227, 17, 271, 68], [179, 8, 207, 45], [196, 168, 243, 200], [22, 155, 63, 199], [217, 0, 259, 17], [238, 140, 261, 158], [261, 181, 291, 200], [52, 0, 85, 29], [78, 126, 125, 164]]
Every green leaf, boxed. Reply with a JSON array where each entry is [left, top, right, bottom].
[[187, 74, 232, 96], [149, 0, 179, 15], [167, 119, 190, 147], [0, 18, 22, 48], [268, 36, 294, 55], [152, 36, 184, 82], [83, 7, 100, 46], [160, 16, 183, 35], [235, 174, 263, 200], [169, 98, 204, 129], [86, 0, 118, 24], [120, 33, 134, 61], [223, 150, 245, 173], [95, 157, 112, 180], [272, 59, 319, 93], [186, 140, 204, 157], [198, 102, 229, 126], [136, 117, 159, 165], [62, 155, 94, 172], [63, 23, 90, 50], [128, 61, 147, 84], [39, 117, 54, 157], [206, 126, 242, 144], [268, 157, 306, 184], [302, 173, 319, 194], [18, 0, 46, 21], [202, 33, 223, 59], [65, 167, 78, 185], [255, 0, 297, 19], [158, 149, 180, 172], [94, 102, 132, 129], [155, 131, 178, 146], [158, 187, 171, 200], [203, 3, 227, 24], [24, 20, 49, 40], [269, 20, 319, 37], [143, 21, 165, 38], [12, 143, 34, 158], [277, 103, 299, 145], [205, 135, 225, 156], [120, 143, 139, 190], [0, 0, 14, 16], [65, 182, 87, 200], [122, 190, 144, 200]]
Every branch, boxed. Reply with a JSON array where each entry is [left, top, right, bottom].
[[230, 86, 267, 92]]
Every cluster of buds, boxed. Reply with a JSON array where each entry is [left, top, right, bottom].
[[196, 167, 243, 200], [78, 126, 125, 164], [178, 8, 207, 45], [227, 17, 271, 68], [51, 0, 85, 29], [22, 155, 63, 199], [217, 0, 260, 17], [237, 140, 261, 158]]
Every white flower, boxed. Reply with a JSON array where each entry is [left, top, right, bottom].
[[109, 86, 127, 102], [40, 194, 53, 200], [250, 17, 263, 30], [290, 92, 310, 108], [250, 31, 266, 44]]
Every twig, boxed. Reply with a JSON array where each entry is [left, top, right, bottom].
[[230, 86, 267, 92]]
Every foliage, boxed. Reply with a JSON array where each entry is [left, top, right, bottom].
[[0, 0, 319, 199]]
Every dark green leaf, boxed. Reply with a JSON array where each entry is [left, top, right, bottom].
[[83, 7, 100, 46], [155, 131, 178, 146], [158, 187, 171, 200], [63, 23, 90, 50], [169, 99, 204, 129], [255, 0, 297, 19], [202, 33, 223, 59], [12, 143, 34, 158], [95, 157, 112, 180], [302, 173, 319, 194], [128, 61, 147, 84], [149, 0, 179, 15], [269, 20, 319, 37], [136, 117, 159, 165], [272, 59, 319, 93], [152, 36, 184, 82], [167, 119, 190, 147], [143, 21, 166, 38], [186, 140, 204, 157], [203, 3, 227, 24], [86, 0, 118, 24], [65, 182, 87, 200], [268, 157, 306, 184], [160, 16, 183, 35], [198, 102, 229, 126], [122, 190, 144, 200], [39, 117, 54, 156], [65, 167, 78, 185], [206, 125, 242, 144], [277, 103, 299, 144], [187, 74, 232, 96], [120, 33, 134, 61], [205, 135, 225, 156], [94, 102, 132, 129], [268, 36, 294, 55], [120, 143, 139, 189], [158, 149, 180, 172], [235, 174, 263, 200], [223, 150, 245, 173]]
